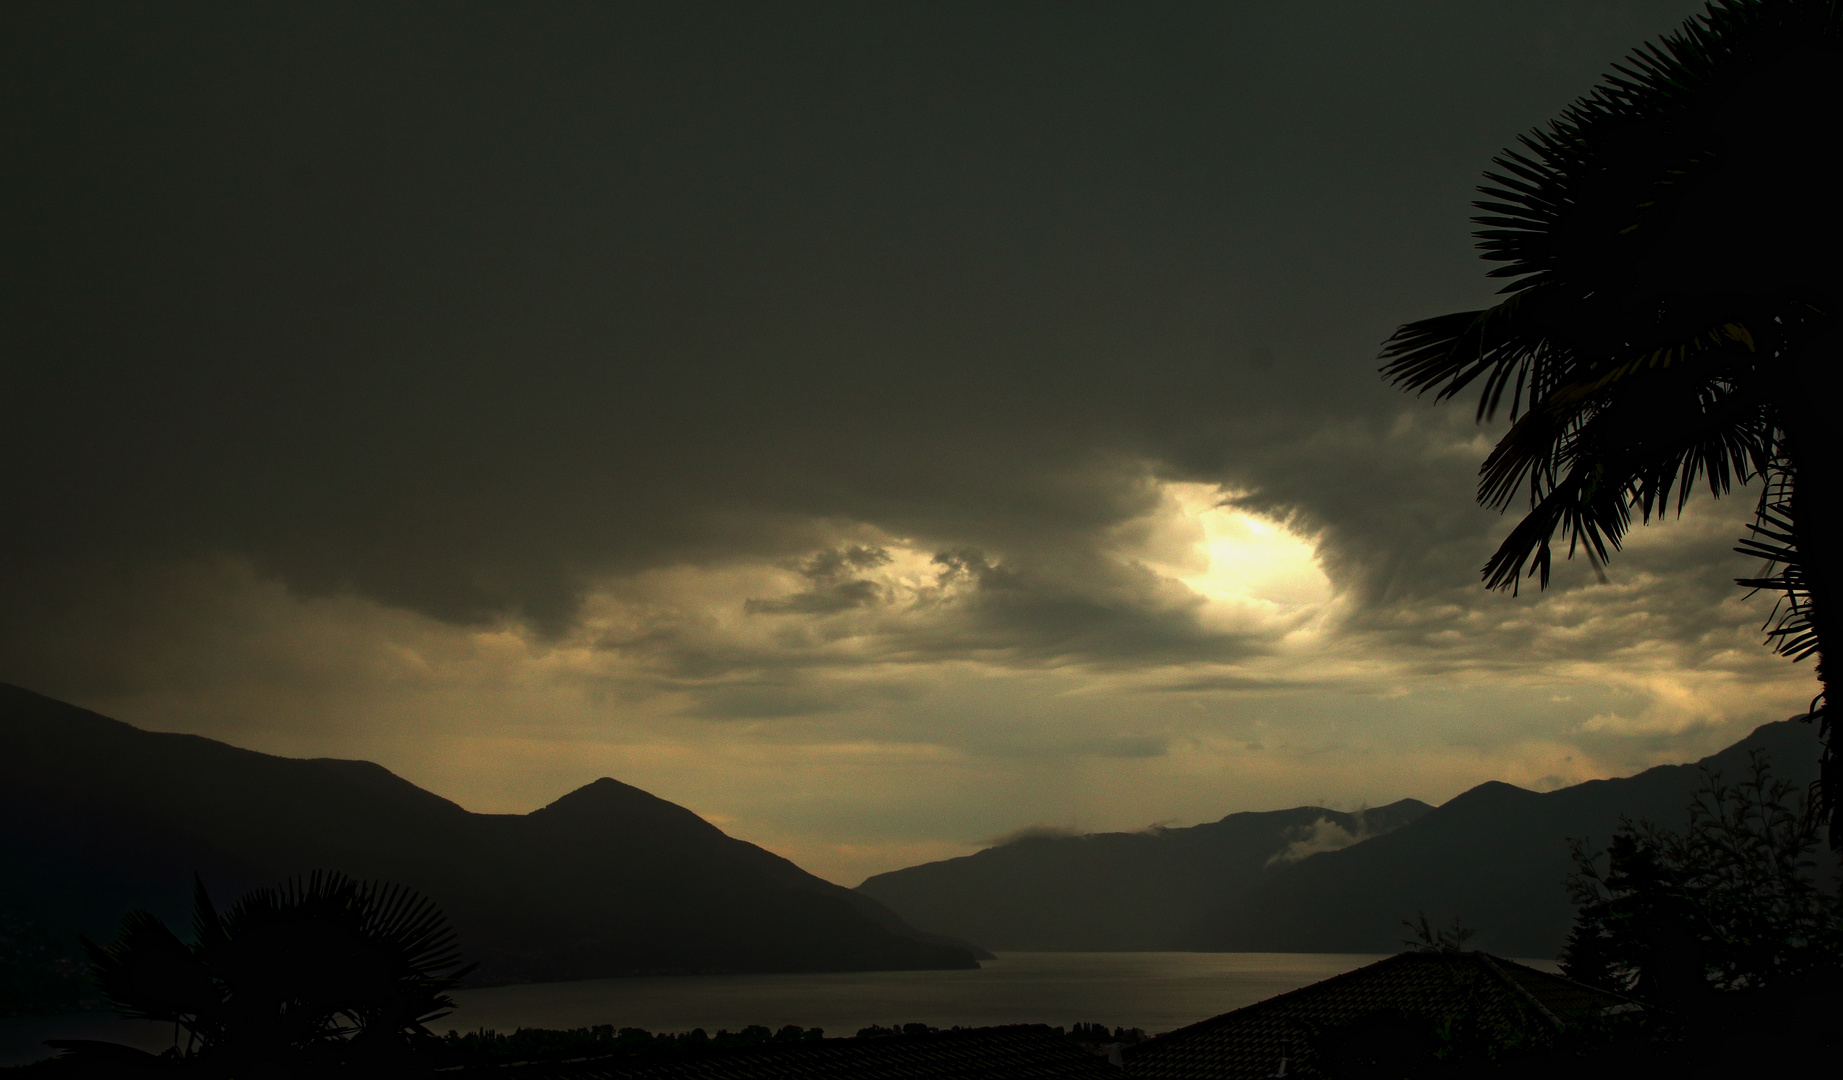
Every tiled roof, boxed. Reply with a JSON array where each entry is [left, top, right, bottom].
[[455, 1024, 1124, 1079], [1121, 951, 1633, 1080]]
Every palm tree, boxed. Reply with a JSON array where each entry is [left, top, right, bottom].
[[1379, 0, 1840, 838], [61, 871, 473, 1074]]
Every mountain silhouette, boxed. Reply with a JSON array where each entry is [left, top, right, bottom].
[[857, 718, 1834, 960], [0, 683, 976, 1009], [855, 801, 1430, 950], [1183, 716, 1834, 958]]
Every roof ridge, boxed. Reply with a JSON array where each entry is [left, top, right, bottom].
[[1127, 952, 1420, 1045], [1478, 952, 1642, 1016], [1484, 953, 1633, 993], [1477, 952, 1563, 1029]]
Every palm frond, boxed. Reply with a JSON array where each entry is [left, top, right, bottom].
[[1481, 466, 1632, 594], [88, 871, 477, 1064], [82, 911, 214, 1024], [1380, 290, 1570, 422], [190, 872, 226, 952], [1379, 0, 1841, 838], [1735, 461, 1818, 661]]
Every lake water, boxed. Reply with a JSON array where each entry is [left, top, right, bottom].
[[446, 951, 1390, 1038], [3, 951, 1558, 1067]]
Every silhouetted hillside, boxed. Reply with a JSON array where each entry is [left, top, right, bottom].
[[1186, 716, 1833, 958], [856, 800, 1430, 949], [0, 684, 975, 1012]]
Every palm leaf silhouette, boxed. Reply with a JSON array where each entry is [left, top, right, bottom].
[[63, 871, 474, 1072], [1379, 0, 1840, 838]]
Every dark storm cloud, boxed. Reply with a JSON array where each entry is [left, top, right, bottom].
[[745, 581, 883, 616], [2, 1, 1714, 694], [926, 553, 1242, 668]]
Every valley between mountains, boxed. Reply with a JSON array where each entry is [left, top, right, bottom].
[[2, 680, 1826, 1015]]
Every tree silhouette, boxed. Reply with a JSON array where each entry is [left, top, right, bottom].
[[1401, 911, 1475, 955], [57, 871, 473, 1074], [1560, 752, 1843, 1004], [1379, 0, 1841, 839]]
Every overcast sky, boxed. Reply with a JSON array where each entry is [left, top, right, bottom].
[[3, 1, 1814, 885]]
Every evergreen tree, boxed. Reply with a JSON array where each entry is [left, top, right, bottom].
[[1561, 752, 1843, 1002]]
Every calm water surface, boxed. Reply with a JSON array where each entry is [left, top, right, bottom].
[[4, 951, 1557, 1067], [448, 952, 1387, 1038]]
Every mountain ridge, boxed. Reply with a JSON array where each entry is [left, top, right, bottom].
[[1186, 714, 1832, 957], [854, 715, 1829, 960], [0, 683, 977, 1014], [856, 798, 1433, 951]]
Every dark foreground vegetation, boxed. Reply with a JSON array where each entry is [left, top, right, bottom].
[[1538, 753, 1843, 1075], [18, 872, 469, 1076], [1343, 977, 1842, 1078], [425, 1021, 1142, 1070], [1278, 983, 1838, 1079], [1314, 757, 1843, 1078], [435, 1023, 825, 1067], [8, 1011, 1144, 1076]]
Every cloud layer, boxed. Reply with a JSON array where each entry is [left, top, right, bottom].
[[5, 1, 1812, 885]]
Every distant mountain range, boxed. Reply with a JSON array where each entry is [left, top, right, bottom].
[[8, 679, 1831, 1020], [0, 684, 976, 1014], [1185, 717, 1831, 957], [857, 801, 1432, 950], [858, 717, 1831, 959]]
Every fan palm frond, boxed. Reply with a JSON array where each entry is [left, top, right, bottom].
[[81, 910, 214, 1024], [1379, 0, 1840, 832], [1736, 464, 1819, 662], [77, 872, 473, 1069]]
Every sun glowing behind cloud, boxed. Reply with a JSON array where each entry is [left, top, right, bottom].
[[1134, 482, 1334, 635]]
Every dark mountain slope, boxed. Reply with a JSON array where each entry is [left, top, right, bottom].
[[0, 683, 974, 1005], [856, 800, 1430, 950], [1187, 716, 1831, 958], [3, 688, 472, 940]]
